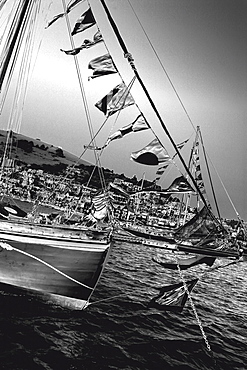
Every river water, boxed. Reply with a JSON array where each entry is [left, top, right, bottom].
[[0, 241, 246, 369]]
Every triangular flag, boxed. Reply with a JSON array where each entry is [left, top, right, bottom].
[[71, 7, 96, 36], [103, 115, 149, 147], [61, 31, 103, 55]]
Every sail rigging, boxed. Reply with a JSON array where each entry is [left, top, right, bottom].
[[0, 0, 116, 310], [97, 0, 219, 222], [0, 0, 245, 321]]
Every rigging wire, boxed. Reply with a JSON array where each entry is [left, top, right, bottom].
[[8, 0, 39, 133], [126, 0, 197, 133], [0, 0, 35, 186], [0, 1, 26, 114], [127, 0, 242, 222], [61, 0, 106, 192], [98, 0, 220, 231], [30, 0, 110, 218], [207, 154, 244, 223], [198, 127, 222, 221]]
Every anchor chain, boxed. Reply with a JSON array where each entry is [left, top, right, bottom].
[[175, 252, 211, 352]]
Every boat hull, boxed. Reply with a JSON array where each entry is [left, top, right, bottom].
[[122, 223, 176, 243], [0, 220, 112, 309]]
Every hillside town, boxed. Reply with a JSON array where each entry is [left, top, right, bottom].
[[0, 162, 240, 233]]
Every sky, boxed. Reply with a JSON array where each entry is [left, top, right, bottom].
[[0, 0, 247, 220]]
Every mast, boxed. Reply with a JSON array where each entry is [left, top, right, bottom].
[[0, 0, 31, 92], [99, 0, 220, 225], [198, 127, 222, 221]]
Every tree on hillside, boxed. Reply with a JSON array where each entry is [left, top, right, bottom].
[[17, 140, 34, 153], [55, 147, 65, 158]]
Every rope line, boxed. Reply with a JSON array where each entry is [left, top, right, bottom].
[[126, 0, 244, 223], [88, 292, 129, 306], [0, 241, 93, 291], [127, 0, 196, 132]]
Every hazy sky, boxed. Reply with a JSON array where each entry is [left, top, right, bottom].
[[1, 0, 246, 220]]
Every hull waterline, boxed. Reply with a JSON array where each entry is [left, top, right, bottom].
[[0, 220, 113, 309]]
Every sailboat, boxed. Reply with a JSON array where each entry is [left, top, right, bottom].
[[0, 1, 245, 311], [0, 0, 114, 310]]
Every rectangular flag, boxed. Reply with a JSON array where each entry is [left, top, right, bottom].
[[148, 279, 198, 312], [95, 83, 135, 116], [88, 53, 117, 79], [71, 7, 96, 36], [61, 31, 103, 56], [131, 139, 171, 166]]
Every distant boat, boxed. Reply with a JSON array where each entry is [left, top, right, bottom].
[[122, 222, 176, 244]]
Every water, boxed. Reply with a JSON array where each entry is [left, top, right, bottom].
[[0, 241, 246, 370]]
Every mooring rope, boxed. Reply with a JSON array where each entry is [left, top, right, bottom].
[[0, 241, 93, 291]]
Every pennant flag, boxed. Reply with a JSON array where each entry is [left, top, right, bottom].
[[71, 7, 96, 36], [171, 138, 189, 159], [163, 176, 195, 194], [88, 53, 117, 79], [131, 139, 171, 166], [84, 115, 148, 151], [152, 255, 216, 270], [192, 143, 206, 195], [176, 138, 189, 150], [46, 0, 85, 29], [95, 83, 135, 116], [105, 115, 149, 146], [155, 164, 169, 182], [61, 31, 103, 55], [148, 279, 198, 312], [156, 165, 169, 175], [154, 138, 189, 181]]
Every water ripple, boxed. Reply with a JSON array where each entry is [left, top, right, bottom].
[[0, 241, 246, 369]]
